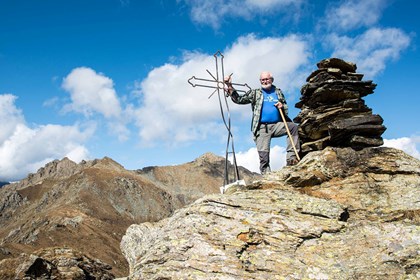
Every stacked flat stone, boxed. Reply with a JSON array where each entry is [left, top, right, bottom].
[[294, 58, 386, 154]]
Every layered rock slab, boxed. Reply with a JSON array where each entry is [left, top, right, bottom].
[[121, 147, 420, 279], [122, 188, 346, 279]]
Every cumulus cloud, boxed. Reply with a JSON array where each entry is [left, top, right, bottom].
[[224, 34, 310, 92], [383, 136, 420, 159], [133, 34, 310, 146], [0, 94, 93, 181], [62, 67, 122, 118], [326, 28, 411, 78], [61, 67, 130, 141], [0, 94, 25, 144], [229, 145, 287, 173], [322, 0, 388, 31], [180, 0, 304, 29]]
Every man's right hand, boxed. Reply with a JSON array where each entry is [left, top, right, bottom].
[[224, 76, 233, 95], [274, 102, 283, 109]]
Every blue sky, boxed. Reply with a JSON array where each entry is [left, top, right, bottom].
[[1, 0, 419, 181]]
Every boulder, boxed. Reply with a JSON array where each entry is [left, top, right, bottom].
[[316, 58, 357, 73], [120, 147, 420, 279], [0, 247, 114, 280]]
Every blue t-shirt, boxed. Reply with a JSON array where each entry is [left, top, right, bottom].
[[260, 87, 281, 123]]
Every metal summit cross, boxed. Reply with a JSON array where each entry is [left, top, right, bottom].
[[188, 51, 251, 193]]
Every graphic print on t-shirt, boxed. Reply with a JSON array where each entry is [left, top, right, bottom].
[[260, 89, 281, 123]]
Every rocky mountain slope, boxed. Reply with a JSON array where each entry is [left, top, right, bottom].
[[121, 146, 420, 279], [0, 153, 257, 278]]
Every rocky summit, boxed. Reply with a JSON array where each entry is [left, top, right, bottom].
[[119, 58, 418, 280], [121, 147, 420, 279]]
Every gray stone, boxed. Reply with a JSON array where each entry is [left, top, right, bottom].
[[0, 248, 115, 280], [120, 147, 420, 279], [317, 58, 357, 73], [295, 58, 385, 152]]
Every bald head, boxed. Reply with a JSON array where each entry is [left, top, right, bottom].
[[260, 71, 274, 90], [260, 71, 273, 80]]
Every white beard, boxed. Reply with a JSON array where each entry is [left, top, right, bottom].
[[261, 84, 272, 90]]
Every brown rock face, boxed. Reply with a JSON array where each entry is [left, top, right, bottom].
[[121, 147, 420, 279], [0, 153, 257, 278], [136, 152, 256, 205], [0, 247, 114, 280], [295, 58, 386, 154]]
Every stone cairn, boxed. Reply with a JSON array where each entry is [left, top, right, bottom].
[[294, 58, 386, 155]]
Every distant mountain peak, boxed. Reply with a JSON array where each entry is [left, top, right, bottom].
[[20, 157, 79, 187], [194, 152, 225, 165], [87, 156, 126, 170]]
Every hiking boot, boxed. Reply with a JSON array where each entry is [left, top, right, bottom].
[[286, 158, 299, 166], [261, 166, 271, 175]]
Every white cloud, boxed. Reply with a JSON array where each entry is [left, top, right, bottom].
[[323, 0, 388, 31], [0, 94, 93, 182], [229, 145, 287, 173], [383, 136, 420, 159], [326, 27, 411, 78], [133, 34, 310, 146], [224, 34, 310, 91], [180, 0, 304, 29], [62, 67, 122, 118], [0, 94, 24, 144], [246, 0, 298, 9], [61, 67, 131, 141]]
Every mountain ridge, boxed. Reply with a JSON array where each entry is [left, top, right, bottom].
[[0, 153, 258, 277]]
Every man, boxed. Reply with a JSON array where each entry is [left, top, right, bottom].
[[224, 71, 300, 174]]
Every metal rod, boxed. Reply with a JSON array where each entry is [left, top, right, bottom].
[[187, 50, 249, 186], [278, 108, 301, 161]]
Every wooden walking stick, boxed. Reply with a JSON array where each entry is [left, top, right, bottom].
[[277, 105, 301, 161]]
